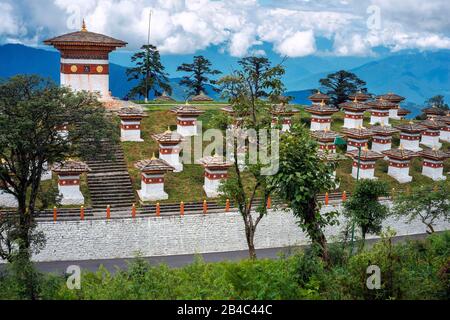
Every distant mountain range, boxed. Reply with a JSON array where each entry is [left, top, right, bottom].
[[0, 44, 219, 101], [1, 44, 449, 116]]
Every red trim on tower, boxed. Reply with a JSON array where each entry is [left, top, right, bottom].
[[160, 148, 180, 154], [423, 161, 443, 168], [61, 63, 109, 75], [142, 175, 164, 184], [177, 120, 196, 126], [311, 117, 332, 123], [389, 161, 410, 168], [58, 179, 80, 186], [121, 124, 141, 130], [400, 134, 420, 140], [352, 162, 375, 169], [205, 172, 228, 180], [370, 111, 389, 117]]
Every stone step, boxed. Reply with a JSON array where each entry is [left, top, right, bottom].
[[88, 175, 132, 180], [86, 142, 135, 209], [87, 183, 133, 190], [91, 194, 136, 201]]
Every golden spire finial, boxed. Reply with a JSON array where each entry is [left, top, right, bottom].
[[353, 97, 358, 103], [363, 143, 369, 151], [81, 19, 87, 32], [165, 126, 171, 133], [151, 152, 157, 160], [399, 144, 404, 150]]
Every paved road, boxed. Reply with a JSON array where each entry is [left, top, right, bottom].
[[0, 233, 432, 275]]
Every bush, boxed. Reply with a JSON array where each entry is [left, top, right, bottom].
[[1, 232, 449, 300]]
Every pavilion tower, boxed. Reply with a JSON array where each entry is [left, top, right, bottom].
[[382, 146, 417, 183], [395, 122, 427, 152], [376, 93, 405, 120], [305, 101, 338, 131], [366, 98, 396, 126], [341, 127, 373, 152], [339, 98, 369, 129], [346, 147, 384, 180], [369, 124, 399, 153], [44, 20, 127, 101]]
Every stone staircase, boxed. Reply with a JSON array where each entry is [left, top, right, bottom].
[[86, 142, 136, 213]]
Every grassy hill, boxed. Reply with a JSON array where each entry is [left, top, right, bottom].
[[117, 104, 449, 205]]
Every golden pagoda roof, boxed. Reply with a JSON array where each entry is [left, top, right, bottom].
[[44, 21, 126, 47], [341, 127, 373, 138], [346, 148, 384, 161], [135, 157, 175, 173], [189, 91, 214, 102], [376, 93, 405, 103], [198, 154, 232, 169], [52, 160, 90, 174], [369, 124, 400, 136], [420, 118, 446, 130], [348, 91, 371, 102], [394, 122, 427, 133], [382, 147, 417, 160], [171, 104, 205, 116], [305, 101, 338, 115], [418, 148, 450, 161], [311, 130, 341, 142], [308, 90, 330, 102], [365, 98, 397, 109], [152, 128, 183, 143]]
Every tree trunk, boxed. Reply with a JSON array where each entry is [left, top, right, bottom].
[[245, 224, 257, 260], [304, 201, 329, 263], [16, 187, 38, 300]]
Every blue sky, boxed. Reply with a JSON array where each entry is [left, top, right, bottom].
[[1, 0, 449, 59]]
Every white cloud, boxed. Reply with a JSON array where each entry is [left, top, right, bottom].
[[275, 30, 316, 57], [0, 2, 25, 36], [1, 0, 450, 57]]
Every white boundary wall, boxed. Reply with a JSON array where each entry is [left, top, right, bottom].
[[1, 203, 449, 263]]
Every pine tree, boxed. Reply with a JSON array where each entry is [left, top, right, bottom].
[[177, 55, 221, 97], [126, 45, 172, 100]]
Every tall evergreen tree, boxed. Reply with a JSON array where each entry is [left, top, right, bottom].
[[426, 95, 449, 110], [319, 70, 367, 106], [177, 55, 221, 97], [126, 45, 171, 101]]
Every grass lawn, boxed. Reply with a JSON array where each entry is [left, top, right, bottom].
[[117, 105, 450, 205]]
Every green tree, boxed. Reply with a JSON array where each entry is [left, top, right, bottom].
[[426, 95, 449, 110], [126, 44, 171, 101], [0, 75, 117, 299], [319, 70, 367, 106], [392, 182, 450, 234], [177, 55, 222, 97], [343, 180, 390, 251], [217, 56, 285, 259], [268, 124, 338, 262]]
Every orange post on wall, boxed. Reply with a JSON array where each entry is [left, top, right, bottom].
[[132, 203, 136, 219], [203, 200, 208, 214], [53, 207, 57, 222], [342, 191, 347, 202], [225, 199, 230, 212], [80, 206, 85, 221], [325, 192, 329, 205], [180, 201, 185, 216], [267, 196, 272, 209], [156, 203, 161, 217], [106, 205, 111, 220]]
